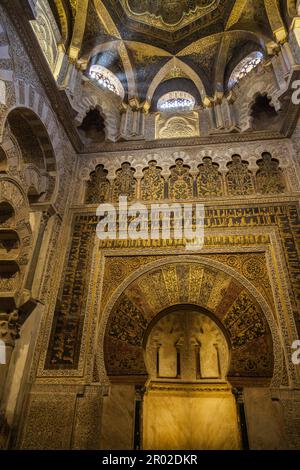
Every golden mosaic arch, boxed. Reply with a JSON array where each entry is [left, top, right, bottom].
[[103, 260, 276, 385]]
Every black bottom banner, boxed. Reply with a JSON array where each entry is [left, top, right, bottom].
[[0, 450, 300, 467]]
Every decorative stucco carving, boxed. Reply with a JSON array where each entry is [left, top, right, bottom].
[[197, 157, 223, 196], [112, 162, 137, 202], [256, 152, 286, 194], [85, 164, 110, 204], [141, 160, 164, 201], [226, 154, 254, 196]]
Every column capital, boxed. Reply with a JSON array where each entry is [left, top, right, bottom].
[[232, 386, 244, 404], [31, 204, 56, 228], [135, 385, 146, 401], [41, 209, 53, 228]]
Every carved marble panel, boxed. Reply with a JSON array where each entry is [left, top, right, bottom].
[[155, 113, 200, 140]]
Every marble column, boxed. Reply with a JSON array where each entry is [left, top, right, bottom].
[[233, 387, 249, 450], [134, 385, 145, 450]]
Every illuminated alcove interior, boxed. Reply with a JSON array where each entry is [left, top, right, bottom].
[[142, 309, 240, 450]]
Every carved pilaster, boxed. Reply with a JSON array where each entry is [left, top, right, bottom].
[[120, 98, 147, 140], [25, 206, 56, 291], [208, 96, 237, 132]]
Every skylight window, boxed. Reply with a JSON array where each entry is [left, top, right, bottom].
[[158, 91, 195, 112], [89, 64, 124, 98], [228, 51, 263, 89]]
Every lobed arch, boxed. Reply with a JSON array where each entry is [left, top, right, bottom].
[[0, 177, 33, 297], [79, 144, 293, 201], [97, 257, 284, 388], [239, 89, 281, 132], [74, 90, 121, 143]]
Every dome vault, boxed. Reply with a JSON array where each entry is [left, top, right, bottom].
[[58, 0, 289, 104], [121, 0, 222, 31]]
